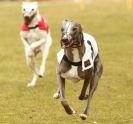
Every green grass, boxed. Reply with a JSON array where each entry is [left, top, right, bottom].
[[0, 0, 133, 123]]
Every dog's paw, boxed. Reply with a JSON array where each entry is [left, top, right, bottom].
[[38, 70, 45, 78], [53, 92, 60, 99], [27, 83, 36, 87], [80, 113, 87, 120], [71, 109, 76, 116], [79, 94, 88, 100], [38, 74, 43, 78]]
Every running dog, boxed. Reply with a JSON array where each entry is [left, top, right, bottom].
[[20, 2, 52, 87], [53, 20, 103, 120]]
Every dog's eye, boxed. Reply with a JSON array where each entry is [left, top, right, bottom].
[[72, 27, 77, 31], [31, 9, 34, 11], [23, 8, 26, 11]]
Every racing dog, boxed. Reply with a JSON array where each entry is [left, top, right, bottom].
[[53, 20, 103, 120], [20, 2, 52, 87]]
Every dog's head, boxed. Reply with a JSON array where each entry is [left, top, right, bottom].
[[22, 2, 38, 25], [61, 20, 83, 48]]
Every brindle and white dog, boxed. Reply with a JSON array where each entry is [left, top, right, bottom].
[[20, 2, 52, 87], [53, 20, 103, 120]]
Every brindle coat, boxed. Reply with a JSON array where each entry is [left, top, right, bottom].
[[54, 20, 103, 120]]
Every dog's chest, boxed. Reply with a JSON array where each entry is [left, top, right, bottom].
[[61, 49, 82, 82], [24, 29, 41, 43], [61, 66, 80, 82]]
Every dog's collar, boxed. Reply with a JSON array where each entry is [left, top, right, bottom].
[[63, 55, 82, 66], [21, 16, 49, 32], [28, 24, 39, 30]]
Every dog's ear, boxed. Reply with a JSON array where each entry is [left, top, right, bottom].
[[62, 20, 67, 26], [22, 2, 27, 11], [61, 20, 66, 31], [76, 23, 82, 33], [33, 2, 38, 8], [22, 2, 26, 7]]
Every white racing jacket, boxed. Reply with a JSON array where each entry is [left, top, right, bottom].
[[57, 33, 99, 71]]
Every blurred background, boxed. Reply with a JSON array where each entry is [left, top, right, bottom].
[[0, 0, 133, 124]]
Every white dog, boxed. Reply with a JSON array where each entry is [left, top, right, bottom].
[[20, 2, 52, 87]]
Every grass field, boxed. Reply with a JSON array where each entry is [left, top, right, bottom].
[[0, 0, 133, 124]]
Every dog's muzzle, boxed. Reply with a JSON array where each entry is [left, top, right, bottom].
[[24, 16, 31, 25], [61, 36, 73, 48], [23, 13, 36, 25], [61, 36, 81, 48]]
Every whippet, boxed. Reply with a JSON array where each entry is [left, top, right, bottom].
[[53, 20, 103, 120], [20, 2, 52, 87]]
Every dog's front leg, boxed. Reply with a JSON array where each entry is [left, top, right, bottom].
[[26, 55, 39, 87], [30, 38, 47, 77], [78, 70, 93, 120], [25, 48, 39, 87], [79, 79, 90, 100], [80, 56, 103, 120], [79, 69, 93, 100], [25, 45, 39, 73], [57, 71, 76, 115], [38, 50, 47, 77], [28, 72, 39, 87], [30, 38, 46, 51], [21, 36, 35, 57], [39, 37, 52, 77], [53, 66, 61, 99], [80, 71, 97, 120]]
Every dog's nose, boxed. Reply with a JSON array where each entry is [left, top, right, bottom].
[[61, 37, 68, 43], [24, 16, 30, 19], [61, 35, 69, 43]]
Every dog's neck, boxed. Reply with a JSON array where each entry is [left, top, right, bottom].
[[64, 33, 85, 63], [64, 41, 85, 63], [28, 11, 40, 27]]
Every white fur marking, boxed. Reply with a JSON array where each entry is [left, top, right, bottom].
[[61, 48, 81, 82], [22, 2, 38, 18], [53, 92, 60, 99], [80, 113, 87, 119], [65, 22, 72, 35], [72, 48, 80, 62]]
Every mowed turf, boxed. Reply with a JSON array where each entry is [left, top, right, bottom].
[[0, 0, 133, 124]]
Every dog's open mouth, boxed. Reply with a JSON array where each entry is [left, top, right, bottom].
[[23, 13, 37, 25], [62, 40, 81, 48], [62, 40, 74, 48], [24, 16, 31, 25]]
